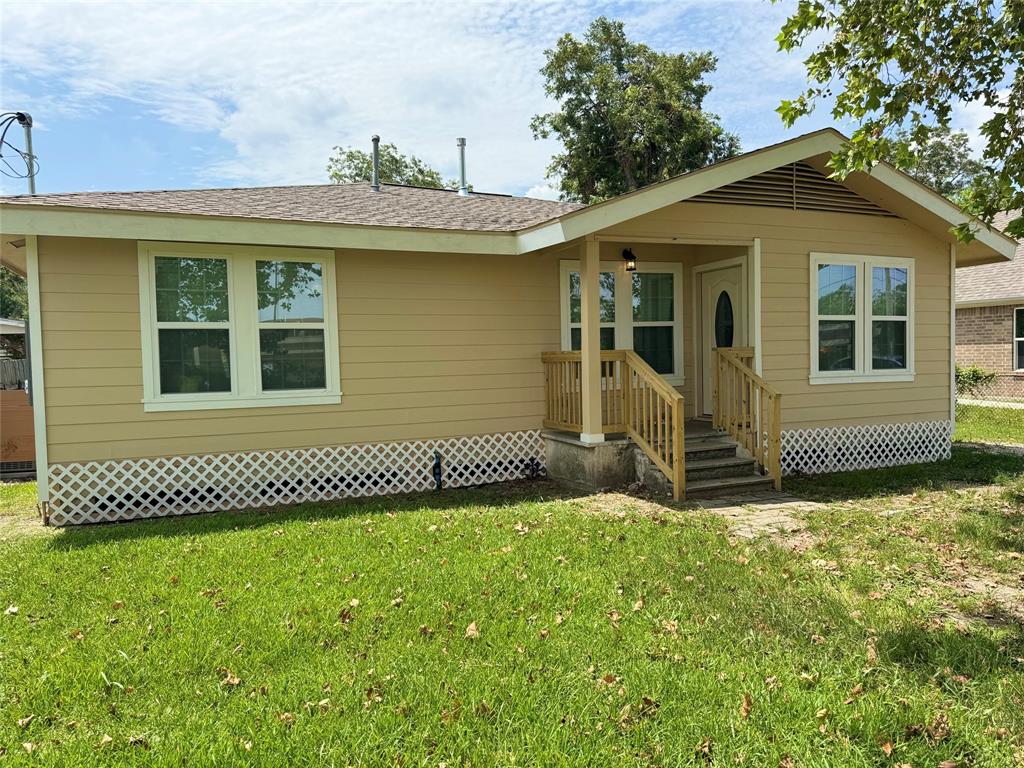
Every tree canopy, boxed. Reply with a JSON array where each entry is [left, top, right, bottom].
[[0, 267, 27, 321], [531, 17, 740, 203], [326, 142, 456, 189], [776, 0, 1023, 238], [887, 125, 985, 201]]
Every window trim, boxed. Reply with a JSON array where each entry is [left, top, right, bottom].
[[559, 259, 685, 385], [809, 252, 915, 385], [1015, 307, 1024, 372], [139, 241, 341, 412]]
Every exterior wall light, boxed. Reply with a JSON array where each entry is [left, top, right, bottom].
[[622, 248, 637, 272]]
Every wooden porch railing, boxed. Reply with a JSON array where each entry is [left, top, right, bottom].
[[713, 348, 782, 490], [541, 350, 686, 500]]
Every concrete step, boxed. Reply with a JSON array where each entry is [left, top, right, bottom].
[[686, 473, 775, 499], [685, 455, 757, 481]]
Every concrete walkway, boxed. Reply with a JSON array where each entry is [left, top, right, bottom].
[[689, 491, 821, 539]]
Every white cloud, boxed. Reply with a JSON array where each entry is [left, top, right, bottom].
[[524, 181, 562, 200], [0, 0, 812, 193], [950, 91, 1008, 158]]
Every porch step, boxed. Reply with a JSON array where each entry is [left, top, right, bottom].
[[685, 473, 775, 499], [684, 438, 739, 463], [685, 455, 757, 481]]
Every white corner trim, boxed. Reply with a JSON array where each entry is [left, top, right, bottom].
[[25, 234, 48, 504], [579, 433, 606, 445], [949, 244, 957, 426], [751, 238, 763, 375]]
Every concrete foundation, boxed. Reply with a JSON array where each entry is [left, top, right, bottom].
[[542, 430, 636, 491]]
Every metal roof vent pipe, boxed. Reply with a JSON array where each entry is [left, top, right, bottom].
[[456, 137, 469, 196], [371, 135, 381, 191]]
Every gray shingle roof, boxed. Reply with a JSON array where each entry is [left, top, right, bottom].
[[956, 210, 1024, 304], [0, 182, 583, 233]]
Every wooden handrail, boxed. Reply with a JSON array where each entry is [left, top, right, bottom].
[[712, 348, 782, 490], [541, 349, 686, 500]]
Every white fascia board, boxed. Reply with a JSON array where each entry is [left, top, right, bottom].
[[0, 206, 519, 256], [956, 297, 1024, 309], [515, 131, 843, 253], [866, 164, 1018, 262]]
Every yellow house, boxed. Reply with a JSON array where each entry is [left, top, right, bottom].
[[0, 129, 1015, 525]]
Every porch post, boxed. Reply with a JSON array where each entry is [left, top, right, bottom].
[[579, 236, 604, 443]]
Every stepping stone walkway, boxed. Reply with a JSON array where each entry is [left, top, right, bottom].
[[688, 491, 821, 539]]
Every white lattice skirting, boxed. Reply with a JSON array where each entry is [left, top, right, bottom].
[[47, 430, 545, 526], [780, 420, 952, 476]]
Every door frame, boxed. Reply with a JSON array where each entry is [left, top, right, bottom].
[[692, 256, 749, 417]]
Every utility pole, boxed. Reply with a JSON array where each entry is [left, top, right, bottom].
[[15, 112, 35, 194]]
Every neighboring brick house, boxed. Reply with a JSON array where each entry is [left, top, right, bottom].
[[956, 209, 1024, 398]]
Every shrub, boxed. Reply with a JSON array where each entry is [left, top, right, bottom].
[[955, 364, 996, 398]]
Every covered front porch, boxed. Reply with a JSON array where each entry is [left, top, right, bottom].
[[540, 235, 782, 500]]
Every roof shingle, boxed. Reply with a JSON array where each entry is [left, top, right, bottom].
[[0, 182, 583, 233], [956, 210, 1024, 304]]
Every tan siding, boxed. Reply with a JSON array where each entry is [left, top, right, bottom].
[[599, 202, 951, 430], [38, 237, 561, 463], [38, 201, 952, 462]]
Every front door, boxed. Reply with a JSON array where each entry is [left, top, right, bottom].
[[701, 265, 745, 415]]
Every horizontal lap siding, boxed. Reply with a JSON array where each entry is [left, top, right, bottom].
[[38, 237, 560, 463], [600, 203, 951, 430]]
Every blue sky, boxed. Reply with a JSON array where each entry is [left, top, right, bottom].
[[0, 1, 988, 199]]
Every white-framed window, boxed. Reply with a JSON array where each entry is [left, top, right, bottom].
[[1015, 307, 1024, 371], [138, 242, 341, 411], [810, 252, 914, 384], [559, 259, 684, 384]]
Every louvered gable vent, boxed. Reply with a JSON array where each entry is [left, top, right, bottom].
[[690, 162, 896, 217]]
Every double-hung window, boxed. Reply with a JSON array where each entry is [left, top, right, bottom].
[[810, 253, 914, 383], [139, 242, 341, 411], [560, 260, 684, 383], [1015, 307, 1024, 371]]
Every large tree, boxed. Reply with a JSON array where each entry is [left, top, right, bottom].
[[0, 267, 27, 320], [776, 0, 1023, 238], [326, 142, 456, 189], [888, 125, 985, 200], [531, 17, 740, 203]]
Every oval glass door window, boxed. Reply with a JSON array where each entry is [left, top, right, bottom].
[[714, 291, 734, 347]]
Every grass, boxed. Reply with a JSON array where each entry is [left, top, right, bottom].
[[2, 451, 1023, 766], [955, 403, 1024, 445]]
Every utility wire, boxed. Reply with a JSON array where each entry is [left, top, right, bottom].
[[0, 112, 39, 180]]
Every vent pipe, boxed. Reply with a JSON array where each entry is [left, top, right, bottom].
[[370, 135, 381, 192], [456, 137, 468, 196]]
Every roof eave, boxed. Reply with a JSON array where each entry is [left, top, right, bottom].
[[0, 204, 521, 256]]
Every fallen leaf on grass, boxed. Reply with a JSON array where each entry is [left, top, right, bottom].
[[844, 683, 864, 704], [778, 757, 795, 768], [880, 741, 893, 756], [441, 699, 462, 724], [98, 734, 113, 748], [740, 692, 752, 720], [277, 712, 295, 726], [17, 715, 34, 729], [5, 605, 18, 615], [632, 598, 645, 612], [69, 629, 85, 640], [22, 743, 34, 754], [607, 610, 622, 629], [464, 622, 480, 639], [219, 669, 241, 687]]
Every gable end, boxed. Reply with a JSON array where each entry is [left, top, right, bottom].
[[689, 162, 896, 218]]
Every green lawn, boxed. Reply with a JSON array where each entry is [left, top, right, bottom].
[[2, 449, 1023, 766], [955, 403, 1024, 445]]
